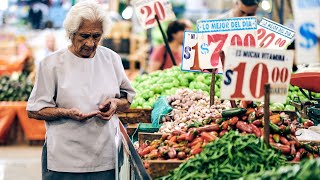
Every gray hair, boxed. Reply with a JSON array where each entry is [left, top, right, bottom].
[[63, 0, 111, 38]]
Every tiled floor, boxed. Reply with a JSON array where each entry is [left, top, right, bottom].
[[0, 145, 42, 180]]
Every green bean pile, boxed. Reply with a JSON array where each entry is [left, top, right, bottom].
[[243, 158, 320, 180], [160, 131, 286, 180]]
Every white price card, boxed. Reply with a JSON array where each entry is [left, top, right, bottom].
[[292, 0, 320, 64], [132, 0, 176, 29], [197, 17, 258, 70], [221, 47, 294, 103], [257, 18, 295, 49], [181, 31, 201, 72]]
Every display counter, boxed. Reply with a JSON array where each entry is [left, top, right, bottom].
[[0, 101, 45, 144]]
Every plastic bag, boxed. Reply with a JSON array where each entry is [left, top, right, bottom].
[[131, 123, 160, 142], [151, 96, 173, 127]]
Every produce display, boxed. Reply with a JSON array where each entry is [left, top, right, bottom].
[[131, 66, 320, 110], [158, 88, 229, 133], [0, 73, 33, 101], [130, 66, 222, 108], [138, 122, 220, 161], [138, 105, 319, 174], [160, 131, 286, 180], [243, 158, 320, 180]]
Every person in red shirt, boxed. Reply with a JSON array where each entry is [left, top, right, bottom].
[[148, 20, 192, 72]]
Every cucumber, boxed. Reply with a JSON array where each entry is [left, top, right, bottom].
[[222, 108, 247, 118]]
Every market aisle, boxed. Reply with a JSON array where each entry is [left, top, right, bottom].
[[0, 145, 42, 180]]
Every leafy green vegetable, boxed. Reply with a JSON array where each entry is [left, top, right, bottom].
[[243, 158, 320, 180], [159, 131, 286, 180]]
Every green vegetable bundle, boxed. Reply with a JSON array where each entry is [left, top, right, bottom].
[[131, 66, 222, 108], [243, 158, 320, 180], [160, 131, 286, 180], [0, 73, 33, 101]]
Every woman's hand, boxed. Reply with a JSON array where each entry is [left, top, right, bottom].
[[97, 98, 118, 120], [67, 108, 99, 121]]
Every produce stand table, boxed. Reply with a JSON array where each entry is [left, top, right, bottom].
[[126, 123, 139, 137], [117, 108, 152, 137], [145, 160, 184, 179], [118, 108, 152, 124], [138, 132, 163, 145], [0, 101, 45, 144]]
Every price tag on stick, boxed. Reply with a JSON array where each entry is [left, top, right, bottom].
[[133, 0, 176, 29], [258, 18, 295, 49], [292, 0, 320, 64], [221, 47, 294, 103], [197, 17, 258, 70], [181, 31, 201, 72]]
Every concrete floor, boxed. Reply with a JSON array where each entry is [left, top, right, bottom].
[[0, 145, 42, 180]]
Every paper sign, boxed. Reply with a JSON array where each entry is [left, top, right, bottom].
[[132, 0, 176, 29], [221, 47, 294, 103], [292, 0, 320, 64], [197, 17, 258, 69], [258, 18, 295, 49], [181, 31, 201, 72]]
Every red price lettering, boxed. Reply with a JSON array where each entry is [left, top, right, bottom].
[[258, 28, 287, 48], [271, 67, 289, 83], [272, 67, 280, 83], [140, 2, 166, 26], [249, 63, 268, 98], [230, 62, 246, 98], [207, 33, 256, 68], [207, 34, 228, 67], [280, 68, 289, 83], [231, 34, 242, 46], [244, 34, 256, 47], [154, 1, 165, 20], [228, 63, 291, 99], [231, 34, 256, 47]]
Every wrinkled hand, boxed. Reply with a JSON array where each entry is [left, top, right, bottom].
[[67, 108, 99, 121], [97, 98, 118, 121]]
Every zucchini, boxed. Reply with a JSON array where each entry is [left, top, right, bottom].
[[302, 143, 315, 154], [270, 122, 281, 134], [222, 108, 247, 118]]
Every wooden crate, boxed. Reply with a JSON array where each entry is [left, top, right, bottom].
[[145, 160, 185, 179], [138, 132, 163, 145], [125, 123, 139, 137], [118, 108, 152, 124]]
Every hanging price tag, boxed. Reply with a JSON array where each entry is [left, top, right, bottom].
[[132, 0, 176, 29], [197, 17, 258, 70], [257, 18, 295, 49], [292, 0, 320, 64], [221, 47, 294, 103], [181, 31, 201, 72]]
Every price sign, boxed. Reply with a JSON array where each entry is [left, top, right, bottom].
[[221, 47, 294, 103], [181, 31, 201, 72], [258, 18, 295, 49], [133, 0, 176, 29], [196, 17, 258, 70], [292, 0, 320, 64]]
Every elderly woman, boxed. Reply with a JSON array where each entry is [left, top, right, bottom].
[[26, 1, 135, 179]]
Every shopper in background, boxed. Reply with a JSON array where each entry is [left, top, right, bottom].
[[217, 0, 261, 19], [26, 1, 135, 179], [34, 32, 56, 69], [147, 20, 192, 72]]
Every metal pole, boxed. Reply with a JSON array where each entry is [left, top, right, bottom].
[[264, 84, 271, 146], [210, 69, 217, 106], [154, 15, 177, 66]]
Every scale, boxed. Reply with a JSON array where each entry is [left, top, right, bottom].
[[290, 72, 320, 124]]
